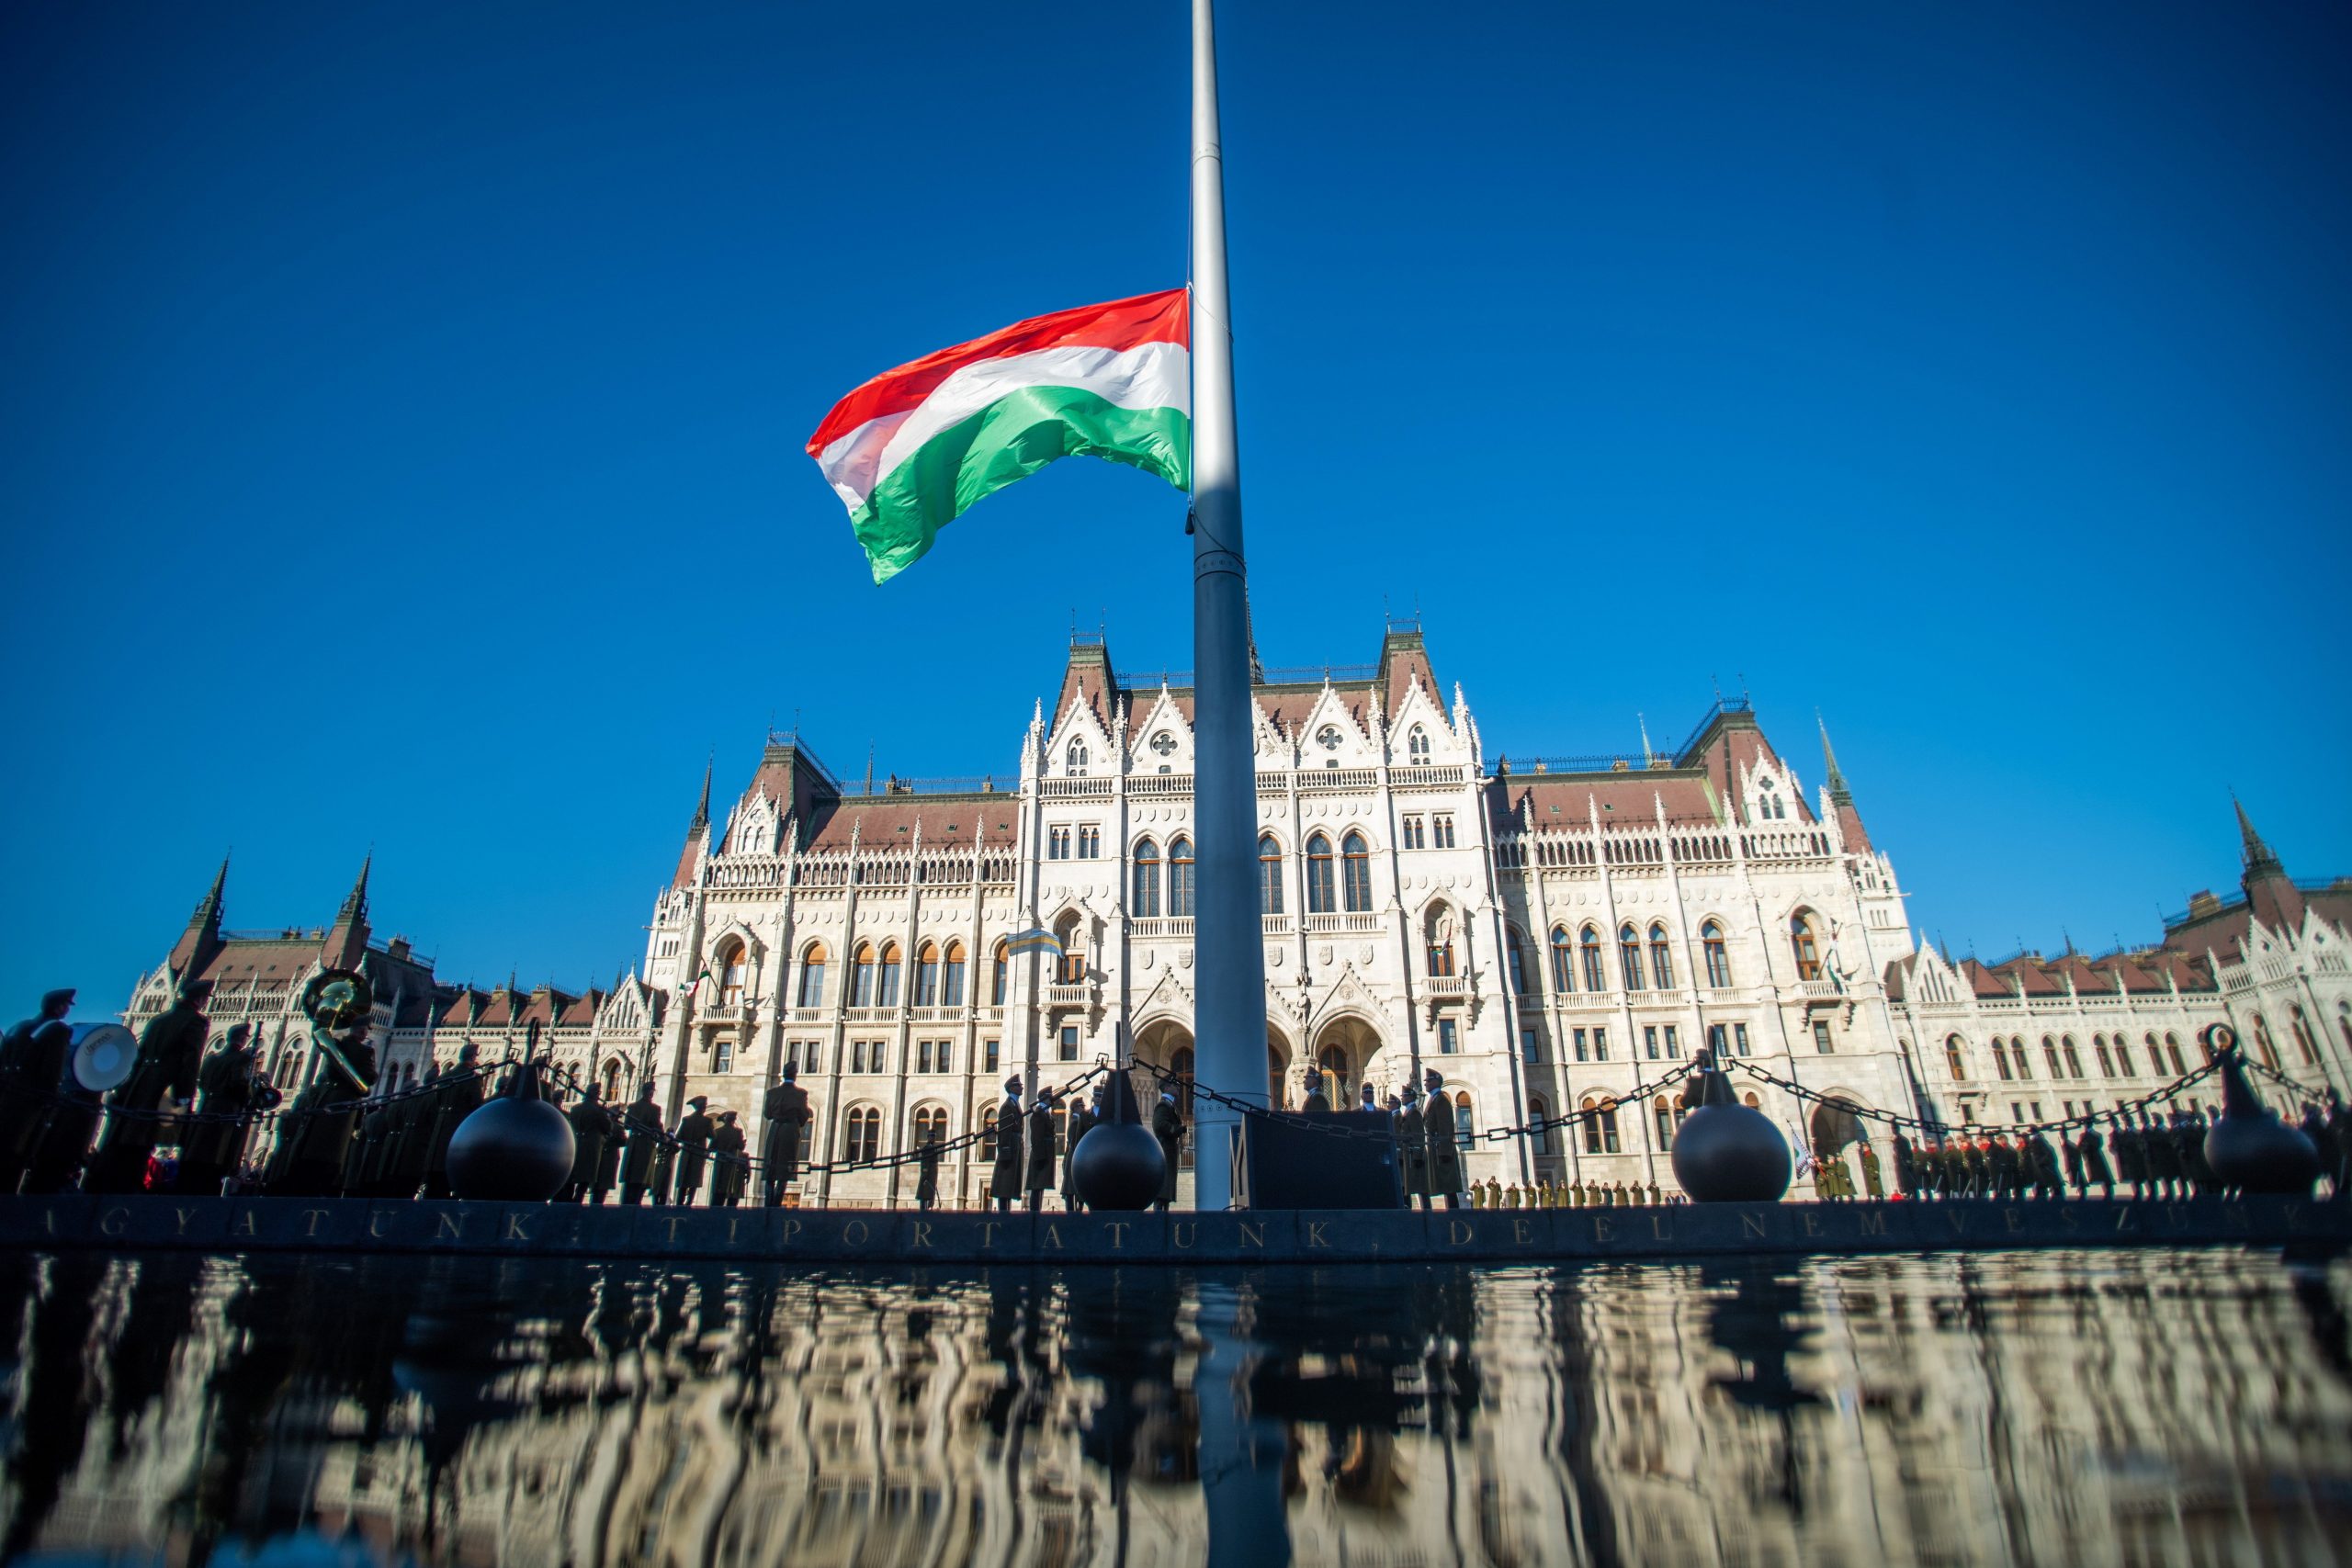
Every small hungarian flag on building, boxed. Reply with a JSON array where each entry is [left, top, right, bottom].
[[808, 288, 1192, 583]]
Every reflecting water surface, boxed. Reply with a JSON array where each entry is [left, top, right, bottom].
[[1, 1247, 2347, 1565]]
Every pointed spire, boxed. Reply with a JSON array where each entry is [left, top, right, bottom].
[[191, 852, 230, 925], [691, 752, 713, 829], [2233, 794, 2279, 874], [1637, 713, 1653, 765], [1817, 711, 1850, 800], [336, 851, 371, 922]]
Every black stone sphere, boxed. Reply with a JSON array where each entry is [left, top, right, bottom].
[[447, 1065, 576, 1201], [1072, 1069, 1167, 1212], [2204, 1043, 2322, 1195], [1670, 1070, 1792, 1203]]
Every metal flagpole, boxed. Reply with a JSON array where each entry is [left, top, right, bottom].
[[1187, 0, 1268, 1212]]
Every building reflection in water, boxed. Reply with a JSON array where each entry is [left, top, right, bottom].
[[0, 1248, 2346, 1565]]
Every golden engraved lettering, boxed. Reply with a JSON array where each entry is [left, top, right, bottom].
[[665, 1216, 685, 1244], [1106, 1221, 1130, 1249], [1944, 1208, 1969, 1235], [1651, 1213, 1671, 1241], [781, 1218, 804, 1245], [2114, 1205, 2134, 1232], [370, 1211, 392, 1238], [40, 1206, 57, 1235], [910, 1221, 933, 1248]]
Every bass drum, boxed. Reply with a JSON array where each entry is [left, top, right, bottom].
[[70, 1023, 139, 1092]]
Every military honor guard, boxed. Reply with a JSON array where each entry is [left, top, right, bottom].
[[760, 1063, 811, 1206]]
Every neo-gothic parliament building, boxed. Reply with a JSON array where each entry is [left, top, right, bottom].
[[126, 627, 2352, 1205]]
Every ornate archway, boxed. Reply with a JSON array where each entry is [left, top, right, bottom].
[[1310, 1013, 1383, 1106]]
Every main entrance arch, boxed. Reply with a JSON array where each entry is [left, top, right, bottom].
[[1310, 1014, 1384, 1106]]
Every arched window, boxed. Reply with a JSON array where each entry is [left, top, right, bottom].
[[718, 942, 747, 1007], [851, 942, 876, 1007], [2042, 1036, 2063, 1078], [1408, 726, 1430, 762], [942, 942, 967, 1008], [876, 943, 903, 1007], [1067, 740, 1089, 776], [2290, 1005, 2317, 1064], [1945, 1035, 1966, 1080], [1654, 1094, 1684, 1150], [2009, 1038, 2032, 1080], [1317, 1043, 1347, 1102], [980, 1106, 999, 1161], [1453, 1091, 1474, 1150], [601, 1057, 623, 1100], [2094, 1034, 2114, 1077], [990, 942, 1009, 1005], [915, 942, 943, 1007], [1306, 833, 1336, 914], [2253, 1014, 2278, 1069], [1648, 924, 1674, 990], [1579, 927, 1605, 992], [1171, 1045, 1195, 1116], [1169, 836, 1195, 918], [1790, 913, 1822, 981], [2061, 1035, 2084, 1078], [1055, 912, 1085, 984], [913, 1105, 947, 1148], [1530, 1096, 1553, 1154], [797, 942, 828, 1008], [1426, 906, 1456, 978], [2164, 1032, 2186, 1076], [1619, 925, 1645, 991], [1702, 920, 1731, 988], [1340, 831, 1373, 912], [1504, 929, 1527, 994], [1259, 834, 1284, 914], [1582, 1096, 1621, 1156], [1132, 838, 1161, 917], [846, 1107, 880, 1164], [1993, 1041, 2013, 1080]]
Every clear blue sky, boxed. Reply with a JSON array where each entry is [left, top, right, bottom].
[[5, 2, 2347, 1017]]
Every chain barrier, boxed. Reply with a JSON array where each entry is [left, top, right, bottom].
[[1723, 1052, 2230, 1144]]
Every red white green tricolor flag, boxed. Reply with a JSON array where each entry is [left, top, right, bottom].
[[808, 288, 1191, 583]]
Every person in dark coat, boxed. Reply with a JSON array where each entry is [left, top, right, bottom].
[[1397, 1089, 1430, 1209], [2061, 1129, 2085, 1194], [264, 1026, 377, 1198], [760, 1063, 812, 1206], [1422, 1070, 1464, 1210], [619, 1083, 665, 1205], [422, 1045, 482, 1200], [1151, 1089, 1184, 1211], [178, 1025, 263, 1197], [565, 1085, 612, 1202], [2024, 1131, 2063, 1200], [2112, 1116, 2147, 1196], [1890, 1129, 1915, 1197], [708, 1111, 748, 1207], [2140, 1111, 2180, 1199], [85, 982, 212, 1194], [1061, 1088, 1095, 1213], [673, 1095, 713, 1205], [990, 1078, 1024, 1213], [0, 988, 76, 1194], [2075, 1119, 2116, 1199], [914, 1130, 942, 1211], [352, 1090, 400, 1198], [1024, 1087, 1060, 1213], [1301, 1080, 1332, 1114], [2181, 1111, 2216, 1195]]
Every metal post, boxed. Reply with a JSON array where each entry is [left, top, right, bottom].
[[1188, 0, 1267, 1210]]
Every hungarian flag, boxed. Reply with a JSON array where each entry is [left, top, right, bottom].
[[808, 288, 1191, 582]]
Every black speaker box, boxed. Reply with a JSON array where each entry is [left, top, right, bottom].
[[1231, 1110, 1403, 1210]]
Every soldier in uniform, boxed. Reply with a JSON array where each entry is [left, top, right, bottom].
[[1024, 1086, 1060, 1213], [85, 980, 212, 1194], [760, 1062, 812, 1206], [0, 988, 76, 1194], [1961, 1133, 1988, 1198], [2181, 1111, 2217, 1195], [264, 1025, 376, 1198], [673, 1095, 713, 1206], [1061, 1085, 1095, 1214], [619, 1083, 665, 1205], [1151, 1089, 1184, 1212], [1859, 1142, 1885, 1199], [422, 1044, 483, 1200], [2140, 1111, 2180, 1199], [178, 1024, 263, 1197], [565, 1084, 613, 1202], [1301, 1079, 1331, 1114], [708, 1111, 748, 1207], [2112, 1114, 2147, 1196], [914, 1128, 942, 1212], [990, 1077, 1023, 1213], [1890, 1128, 1916, 1196], [1396, 1084, 1430, 1209], [2024, 1128, 2063, 1200], [2061, 1126, 2085, 1193], [1421, 1069, 1464, 1210]]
